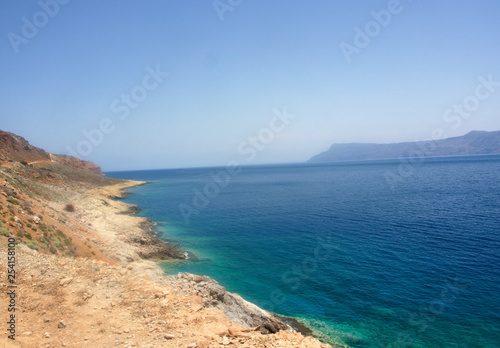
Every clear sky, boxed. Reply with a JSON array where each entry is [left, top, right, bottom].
[[1, 0, 499, 171]]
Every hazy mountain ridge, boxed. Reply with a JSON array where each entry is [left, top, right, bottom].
[[309, 131, 500, 162]]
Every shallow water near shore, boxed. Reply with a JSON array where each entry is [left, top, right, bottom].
[[109, 155, 500, 347]]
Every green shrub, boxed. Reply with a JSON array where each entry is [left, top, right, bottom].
[[0, 226, 11, 237], [10, 217, 15, 222], [24, 232, 32, 240], [7, 198, 19, 205], [52, 237, 62, 248], [26, 241, 38, 250]]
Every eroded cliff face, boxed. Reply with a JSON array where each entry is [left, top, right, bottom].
[[164, 273, 290, 334], [51, 154, 102, 176], [0, 129, 102, 175], [0, 130, 51, 163]]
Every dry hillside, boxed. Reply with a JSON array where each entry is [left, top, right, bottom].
[[0, 130, 339, 348]]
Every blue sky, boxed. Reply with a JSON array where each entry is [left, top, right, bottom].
[[1, 0, 499, 171]]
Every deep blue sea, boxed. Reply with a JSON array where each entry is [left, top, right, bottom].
[[108, 155, 500, 347]]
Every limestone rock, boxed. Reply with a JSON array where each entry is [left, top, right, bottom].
[[60, 277, 73, 286]]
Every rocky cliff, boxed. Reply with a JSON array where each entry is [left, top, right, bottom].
[[0, 129, 102, 175], [0, 129, 51, 163]]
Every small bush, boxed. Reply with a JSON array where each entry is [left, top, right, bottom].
[[64, 204, 75, 212], [21, 161, 28, 166], [26, 241, 39, 250], [52, 237, 62, 248], [10, 217, 15, 222], [20, 201, 34, 215], [7, 198, 19, 205], [66, 246, 77, 257], [49, 244, 57, 254], [0, 226, 11, 237], [24, 232, 32, 240]]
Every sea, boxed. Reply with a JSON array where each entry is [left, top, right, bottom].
[[108, 155, 500, 347]]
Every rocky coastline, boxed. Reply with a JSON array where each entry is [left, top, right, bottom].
[[111, 181, 313, 336], [0, 169, 334, 347], [0, 129, 335, 347]]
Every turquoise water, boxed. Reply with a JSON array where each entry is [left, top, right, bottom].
[[109, 155, 500, 347]]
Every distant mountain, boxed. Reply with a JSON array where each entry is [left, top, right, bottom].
[[0, 129, 102, 175], [309, 131, 500, 163]]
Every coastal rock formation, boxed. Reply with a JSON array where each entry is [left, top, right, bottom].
[[127, 220, 186, 260], [0, 129, 334, 347], [165, 273, 289, 334], [0, 248, 331, 348]]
